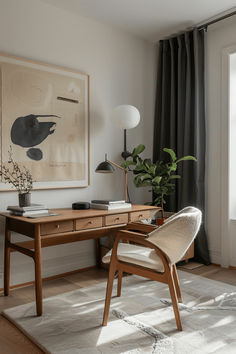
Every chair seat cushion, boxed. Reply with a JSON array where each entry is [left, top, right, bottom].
[[102, 243, 165, 272]]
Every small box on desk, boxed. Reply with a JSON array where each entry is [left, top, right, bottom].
[[72, 202, 90, 210]]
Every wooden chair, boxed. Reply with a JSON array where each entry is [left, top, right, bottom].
[[102, 206, 202, 331]]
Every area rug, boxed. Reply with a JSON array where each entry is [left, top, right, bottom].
[[3, 271, 236, 354]]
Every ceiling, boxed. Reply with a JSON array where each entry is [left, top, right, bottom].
[[40, 0, 236, 41]]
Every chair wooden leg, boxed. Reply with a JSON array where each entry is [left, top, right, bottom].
[[167, 269, 183, 331], [173, 265, 183, 303], [102, 263, 116, 326], [117, 270, 123, 297]]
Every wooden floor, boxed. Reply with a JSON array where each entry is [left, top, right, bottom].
[[0, 264, 235, 354]]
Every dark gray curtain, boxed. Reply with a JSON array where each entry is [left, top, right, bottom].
[[153, 28, 210, 265]]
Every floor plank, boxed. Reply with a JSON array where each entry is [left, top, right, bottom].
[[0, 315, 44, 354], [180, 264, 236, 286], [0, 265, 235, 353]]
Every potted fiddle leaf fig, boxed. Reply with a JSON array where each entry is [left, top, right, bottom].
[[121, 144, 197, 217]]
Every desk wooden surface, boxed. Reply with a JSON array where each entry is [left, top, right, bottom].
[[0, 204, 159, 224]]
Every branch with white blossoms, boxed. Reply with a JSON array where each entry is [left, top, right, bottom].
[[0, 147, 33, 194]]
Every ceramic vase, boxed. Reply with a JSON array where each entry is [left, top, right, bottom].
[[18, 192, 31, 207]]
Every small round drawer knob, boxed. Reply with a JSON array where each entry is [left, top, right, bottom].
[[56, 224, 60, 229]]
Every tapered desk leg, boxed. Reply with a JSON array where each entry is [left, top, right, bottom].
[[34, 225, 42, 316], [4, 219, 11, 296], [96, 238, 101, 268]]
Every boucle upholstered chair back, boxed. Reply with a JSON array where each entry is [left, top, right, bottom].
[[147, 207, 202, 264]]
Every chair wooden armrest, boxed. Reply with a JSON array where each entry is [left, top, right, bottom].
[[124, 222, 158, 234]]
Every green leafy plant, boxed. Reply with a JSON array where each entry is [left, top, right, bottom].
[[121, 144, 197, 211]]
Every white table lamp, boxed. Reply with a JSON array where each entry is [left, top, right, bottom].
[[111, 105, 140, 159]]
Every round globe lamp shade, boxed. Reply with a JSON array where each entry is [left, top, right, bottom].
[[111, 105, 140, 130]]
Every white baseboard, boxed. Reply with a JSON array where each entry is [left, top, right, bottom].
[[209, 249, 236, 268], [230, 257, 236, 267], [209, 249, 221, 265]]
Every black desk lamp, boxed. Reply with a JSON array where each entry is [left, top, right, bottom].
[[95, 154, 128, 201]]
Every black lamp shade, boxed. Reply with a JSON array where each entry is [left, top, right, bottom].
[[95, 161, 115, 173]]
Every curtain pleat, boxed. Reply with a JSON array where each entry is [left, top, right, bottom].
[[153, 29, 210, 264]]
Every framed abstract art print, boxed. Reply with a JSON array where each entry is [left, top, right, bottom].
[[0, 54, 89, 190]]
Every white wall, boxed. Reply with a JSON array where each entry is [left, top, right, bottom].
[[206, 16, 236, 266], [229, 53, 236, 220], [229, 52, 236, 267], [0, 0, 156, 286]]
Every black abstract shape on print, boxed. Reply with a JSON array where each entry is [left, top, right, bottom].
[[26, 148, 43, 161], [11, 114, 60, 161]]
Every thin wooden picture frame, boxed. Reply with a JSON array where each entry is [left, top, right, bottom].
[[0, 53, 90, 191]]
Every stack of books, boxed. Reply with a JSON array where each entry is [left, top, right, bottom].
[[90, 200, 132, 210], [7, 204, 49, 217]]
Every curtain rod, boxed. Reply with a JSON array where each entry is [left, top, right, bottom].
[[198, 10, 236, 30], [160, 9, 236, 40]]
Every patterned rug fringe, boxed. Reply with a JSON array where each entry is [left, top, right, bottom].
[[112, 309, 174, 354]]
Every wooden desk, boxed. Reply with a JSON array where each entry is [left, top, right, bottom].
[[0, 205, 159, 316]]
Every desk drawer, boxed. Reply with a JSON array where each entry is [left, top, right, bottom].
[[105, 213, 128, 226], [129, 210, 151, 222], [40, 220, 73, 235], [76, 217, 103, 230]]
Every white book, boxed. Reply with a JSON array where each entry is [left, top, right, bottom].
[[27, 212, 59, 218], [11, 209, 49, 217], [91, 199, 126, 205], [90, 202, 132, 210], [7, 204, 47, 212]]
